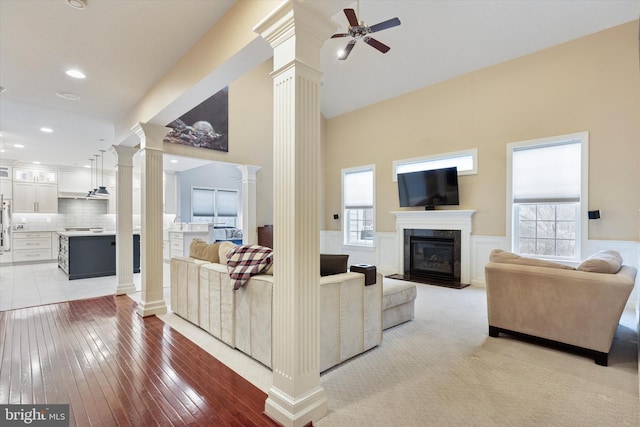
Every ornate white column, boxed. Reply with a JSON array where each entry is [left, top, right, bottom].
[[237, 165, 261, 245], [112, 145, 138, 295], [132, 122, 168, 317], [255, 2, 335, 426]]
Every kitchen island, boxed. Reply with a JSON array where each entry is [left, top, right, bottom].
[[58, 230, 140, 280]]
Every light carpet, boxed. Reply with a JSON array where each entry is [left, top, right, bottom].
[[160, 280, 639, 426]]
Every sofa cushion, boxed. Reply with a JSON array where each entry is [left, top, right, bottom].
[[577, 250, 623, 274], [489, 249, 574, 270], [189, 238, 221, 263], [320, 254, 349, 276], [218, 241, 238, 264]]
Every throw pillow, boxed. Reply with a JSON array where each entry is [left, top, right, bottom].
[[218, 241, 238, 264], [577, 250, 623, 274], [189, 239, 220, 263], [320, 254, 349, 276], [489, 249, 574, 270]]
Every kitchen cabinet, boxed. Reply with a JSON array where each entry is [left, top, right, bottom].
[[169, 230, 209, 259], [12, 181, 58, 213], [14, 168, 57, 184], [0, 166, 12, 199], [0, 180, 11, 200], [58, 170, 91, 194], [13, 231, 55, 263], [58, 231, 140, 279], [12, 167, 58, 213], [163, 230, 170, 262]]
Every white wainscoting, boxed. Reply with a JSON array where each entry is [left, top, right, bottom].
[[320, 230, 639, 309]]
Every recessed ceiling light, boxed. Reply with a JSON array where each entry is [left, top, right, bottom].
[[66, 0, 87, 10], [40, 127, 54, 133], [14, 144, 24, 148], [33, 161, 40, 165], [65, 69, 86, 79], [170, 159, 178, 164], [84, 164, 91, 168], [56, 91, 81, 101]]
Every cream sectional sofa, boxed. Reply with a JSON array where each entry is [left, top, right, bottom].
[[170, 241, 383, 372], [485, 249, 636, 365]]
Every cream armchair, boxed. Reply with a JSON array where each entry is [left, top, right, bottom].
[[485, 249, 636, 365]]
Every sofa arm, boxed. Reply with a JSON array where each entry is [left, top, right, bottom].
[[319, 271, 383, 372], [485, 262, 636, 353], [170, 257, 208, 323]]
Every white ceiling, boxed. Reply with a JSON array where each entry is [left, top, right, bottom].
[[1, 0, 639, 172]]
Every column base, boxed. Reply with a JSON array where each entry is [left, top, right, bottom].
[[136, 299, 167, 317], [116, 283, 137, 295], [265, 385, 328, 427]]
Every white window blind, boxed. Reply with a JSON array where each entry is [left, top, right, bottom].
[[192, 188, 215, 217], [512, 141, 581, 203], [344, 169, 373, 208], [216, 190, 237, 217]]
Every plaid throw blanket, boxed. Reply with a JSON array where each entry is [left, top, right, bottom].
[[226, 244, 273, 290]]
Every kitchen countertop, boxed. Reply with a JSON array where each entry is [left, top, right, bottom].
[[12, 229, 59, 233], [57, 230, 141, 237]]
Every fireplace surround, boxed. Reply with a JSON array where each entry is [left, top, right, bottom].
[[391, 210, 475, 288]]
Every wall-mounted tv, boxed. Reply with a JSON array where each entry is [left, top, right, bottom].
[[397, 166, 459, 210]]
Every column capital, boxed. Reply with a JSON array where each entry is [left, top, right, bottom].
[[254, 0, 336, 71], [131, 122, 170, 150], [111, 145, 138, 168], [237, 164, 262, 181]]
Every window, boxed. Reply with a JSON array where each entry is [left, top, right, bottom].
[[343, 166, 374, 246], [191, 187, 238, 226], [508, 133, 588, 261], [393, 148, 477, 180]]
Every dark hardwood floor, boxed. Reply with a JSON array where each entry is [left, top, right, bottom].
[[0, 295, 280, 426]]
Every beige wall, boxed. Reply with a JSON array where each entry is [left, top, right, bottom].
[[323, 20, 640, 241], [162, 59, 275, 227], [229, 59, 274, 227]]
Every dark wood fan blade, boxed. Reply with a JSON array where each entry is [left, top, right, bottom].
[[364, 36, 390, 53], [369, 17, 401, 33], [339, 40, 357, 60], [344, 8, 359, 27], [331, 33, 350, 39]]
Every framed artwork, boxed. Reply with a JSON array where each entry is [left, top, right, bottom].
[[164, 86, 228, 152]]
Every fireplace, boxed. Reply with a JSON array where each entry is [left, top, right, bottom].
[[410, 236, 455, 281], [392, 210, 475, 288], [400, 228, 464, 287]]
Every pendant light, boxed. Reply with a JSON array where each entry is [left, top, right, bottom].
[[86, 158, 95, 198], [95, 149, 110, 197], [89, 154, 100, 198]]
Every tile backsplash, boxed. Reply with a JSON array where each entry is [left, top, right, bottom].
[[12, 199, 115, 231], [11, 199, 174, 231]]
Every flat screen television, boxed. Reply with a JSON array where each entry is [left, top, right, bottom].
[[397, 166, 459, 210]]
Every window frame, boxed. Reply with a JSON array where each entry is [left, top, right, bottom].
[[191, 186, 239, 226], [342, 164, 376, 248], [392, 148, 477, 181], [506, 132, 589, 262]]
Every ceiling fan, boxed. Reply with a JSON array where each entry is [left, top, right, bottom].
[[330, 2, 401, 60]]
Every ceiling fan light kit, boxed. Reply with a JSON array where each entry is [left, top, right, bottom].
[[331, 4, 401, 61]]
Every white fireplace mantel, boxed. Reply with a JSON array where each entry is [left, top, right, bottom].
[[392, 210, 476, 285]]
